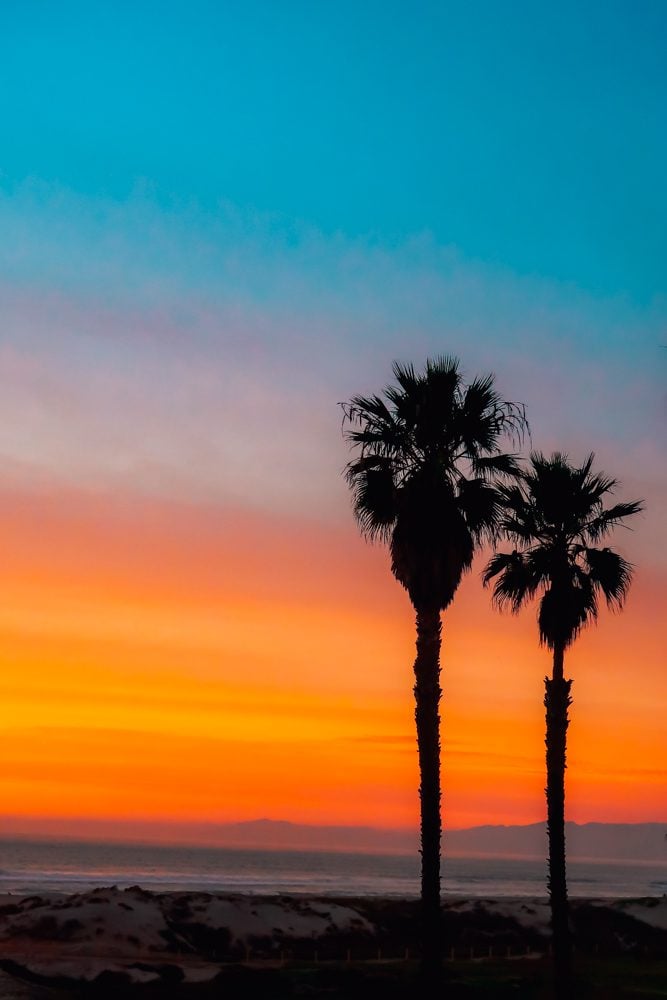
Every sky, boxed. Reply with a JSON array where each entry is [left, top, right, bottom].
[[0, 1, 665, 840]]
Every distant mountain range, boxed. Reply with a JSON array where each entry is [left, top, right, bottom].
[[2, 816, 665, 862], [207, 819, 667, 862], [446, 821, 667, 862]]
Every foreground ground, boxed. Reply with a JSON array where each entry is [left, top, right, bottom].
[[0, 889, 665, 996], [1, 957, 667, 999]]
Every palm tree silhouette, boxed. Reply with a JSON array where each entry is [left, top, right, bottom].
[[484, 452, 643, 998], [342, 357, 526, 978]]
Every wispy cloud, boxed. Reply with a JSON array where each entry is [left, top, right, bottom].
[[0, 183, 664, 553]]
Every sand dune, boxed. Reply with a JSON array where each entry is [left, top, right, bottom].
[[0, 887, 665, 990]]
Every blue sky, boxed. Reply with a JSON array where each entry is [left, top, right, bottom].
[[2, 0, 666, 301], [0, 1, 664, 548]]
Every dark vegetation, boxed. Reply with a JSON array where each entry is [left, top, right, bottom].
[[3, 953, 667, 1000]]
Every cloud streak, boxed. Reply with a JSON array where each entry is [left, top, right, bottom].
[[1, 183, 664, 534]]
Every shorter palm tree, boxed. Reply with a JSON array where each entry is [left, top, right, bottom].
[[483, 452, 642, 1000]]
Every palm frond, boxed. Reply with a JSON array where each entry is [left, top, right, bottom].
[[391, 360, 421, 396], [342, 357, 528, 610], [425, 354, 461, 378], [585, 547, 634, 611], [346, 458, 397, 542], [486, 450, 642, 650], [457, 477, 503, 541], [582, 500, 645, 543], [483, 550, 540, 612], [471, 452, 523, 480], [538, 576, 597, 649]]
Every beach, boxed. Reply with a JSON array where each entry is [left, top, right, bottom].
[[1, 840, 664, 995], [0, 886, 665, 996]]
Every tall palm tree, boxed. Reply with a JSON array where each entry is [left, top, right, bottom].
[[483, 452, 643, 999], [342, 357, 526, 978]]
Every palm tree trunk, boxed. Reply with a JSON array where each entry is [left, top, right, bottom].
[[545, 643, 573, 999], [413, 605, 442, 983]]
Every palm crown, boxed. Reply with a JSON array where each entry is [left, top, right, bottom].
[[342, 356, 527, 610], [483, 452, 643, 650]]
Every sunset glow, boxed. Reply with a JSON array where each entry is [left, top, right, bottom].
[[0, 2, 665, 846], [0, 478, 663, 837]]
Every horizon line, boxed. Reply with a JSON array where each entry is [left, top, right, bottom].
[[1, 813, 665, 844]]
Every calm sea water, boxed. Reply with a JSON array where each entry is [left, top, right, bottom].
[[0, 839, 665, 898]]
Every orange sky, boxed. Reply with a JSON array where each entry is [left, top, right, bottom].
[[0, 480, 664, 841]]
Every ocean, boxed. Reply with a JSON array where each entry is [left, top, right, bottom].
[[0, 839, 665, 898]]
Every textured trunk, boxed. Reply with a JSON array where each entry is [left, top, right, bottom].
[[545, 643, 573, 999], [413, 605, 443, 985]]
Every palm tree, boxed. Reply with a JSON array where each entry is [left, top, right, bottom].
[[342, 357, 526, 979], [483, 452, 643, 998]]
